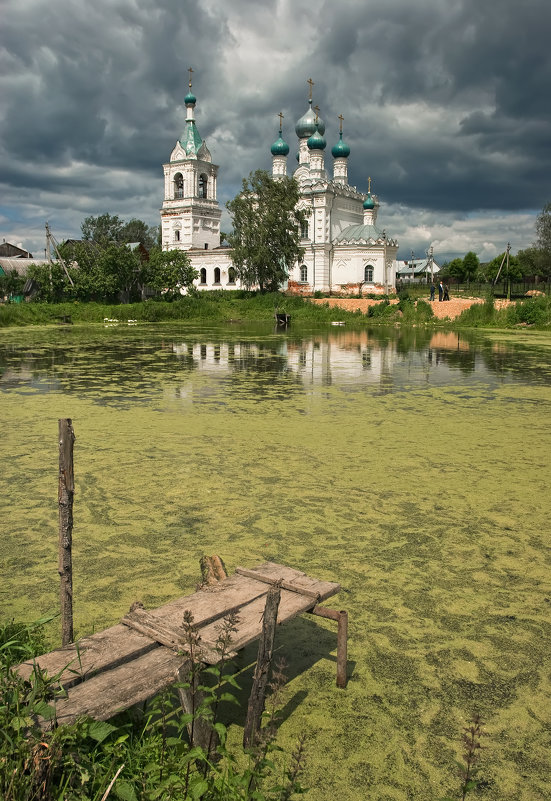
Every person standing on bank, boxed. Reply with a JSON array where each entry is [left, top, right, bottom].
[[430, 283, 436, 301], [443, 284, 450, 301], [438, 281, 444, 301]]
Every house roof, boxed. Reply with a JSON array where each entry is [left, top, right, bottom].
[[0, 258, 56, 277], [396, 258, 441, 275]]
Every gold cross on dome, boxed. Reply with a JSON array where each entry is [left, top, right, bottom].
[[368, 176, 372, 193], [278, 111, 284, 130], [338, 114, 344, 133], [188, 66, 194, 88], [307, 77, 314, 100], [314, 104, 320, 122]]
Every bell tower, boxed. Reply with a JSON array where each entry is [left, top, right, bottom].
[[160, 68, 222, 251]]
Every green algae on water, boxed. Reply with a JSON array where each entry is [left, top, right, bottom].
[[1, 324, 550, 801]]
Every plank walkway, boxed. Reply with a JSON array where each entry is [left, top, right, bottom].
[[17, 562, 341, 727]]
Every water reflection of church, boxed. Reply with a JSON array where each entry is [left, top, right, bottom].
[[161, 75, 398, 294]]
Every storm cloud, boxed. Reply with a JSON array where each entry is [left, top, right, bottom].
[[1, 0, 549, 261]]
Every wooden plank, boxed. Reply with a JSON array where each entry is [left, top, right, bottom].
[[235, 568, 322, 599], [16, 574, 273, 687], [50, 646, 185, 727], [17, 623, 158, 689], [121, 607, 228, 663]]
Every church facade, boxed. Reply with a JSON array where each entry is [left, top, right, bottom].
[[160, 80, 398, 294]]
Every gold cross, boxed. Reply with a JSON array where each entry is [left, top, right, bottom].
[[278, 111, 284, 130], [307, 77, 314, 100], [368, 176, 372, 193], [338, 113, 344, 133], [314, 104, 320, 123], [188, 66, 194, 89]]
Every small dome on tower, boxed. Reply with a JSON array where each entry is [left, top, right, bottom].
[[363, 193, 376, 210], [185, 91, 196, 106], [332, 132, 350, 159], [307, 127, 326, 151], [271, 132, 289, 156]]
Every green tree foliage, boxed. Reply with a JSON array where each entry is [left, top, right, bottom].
[[26, 262, 77, 303], [81, 213, 157, 249], [145, 247, 198, 297], [462, 251, 480, 282], [119, 218, 158, 249], [81, 212, 124, 245], [227, 170, 307, 292], [0, 269, 25, 299], [517, 245, 550, 279], [446, 257, 464, 280], [484, 251, 522, 282]]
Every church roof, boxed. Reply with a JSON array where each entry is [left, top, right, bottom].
[[180, 120, 203, 156], [334, 223, 396, 245]]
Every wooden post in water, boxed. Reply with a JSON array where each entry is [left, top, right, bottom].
[[58, 418, 75, 646], [243, 581, 281, 749], [309, 605, 348, 688]]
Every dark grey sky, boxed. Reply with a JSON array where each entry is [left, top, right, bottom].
[[1, 0, 549, 261]]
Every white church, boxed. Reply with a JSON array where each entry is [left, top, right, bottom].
[[160, 78, 398, 294]]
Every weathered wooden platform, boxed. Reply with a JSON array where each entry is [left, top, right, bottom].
[[17, 562, 342, 727]]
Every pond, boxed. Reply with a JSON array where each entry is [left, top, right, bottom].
[[1, 322, 550, 801]]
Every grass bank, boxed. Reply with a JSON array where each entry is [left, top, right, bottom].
[[0, 292, 366, 328]]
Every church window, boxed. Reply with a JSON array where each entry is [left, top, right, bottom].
[[174, 173, 184, 199], [301, 221, 309, 239], [200, 268, 207, 284], [228, 267, 236, 285], [364, 265, 374, 283], [214, 267, 221, 284], [174, 230, 180, 242], [300, 265, 308, 283], [199, 173, 208, 198]]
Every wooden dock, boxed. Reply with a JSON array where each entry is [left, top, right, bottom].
[[17, 562, 345, 727]]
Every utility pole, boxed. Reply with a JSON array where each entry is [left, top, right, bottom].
[[426, 245, 434, 284], [45, 222, 74, 287]]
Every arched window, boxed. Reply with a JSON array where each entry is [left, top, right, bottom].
[[300, 265, 308, 283], [174, 173, 184, 199], [228, 267, 236, 285], [364, 265, 374, 283], [199, 174, 208, 198], [174, 230, 180, 242], [214, 267, 221, 284], [301, 221, 309, 239], [200, 268, 207, 284]]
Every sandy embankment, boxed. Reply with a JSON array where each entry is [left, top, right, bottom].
[[309, 296, 513, 321]]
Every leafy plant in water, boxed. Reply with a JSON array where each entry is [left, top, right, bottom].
[[442, 714, 486, 801]]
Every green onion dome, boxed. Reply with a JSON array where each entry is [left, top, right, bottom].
[[331, 132, 350, 158], [363, 193, 376, 210], [295, 101, 317, 138], [271, 131, 289, 156], [307, 126, 326, 151], [185, 91, 197, 106]]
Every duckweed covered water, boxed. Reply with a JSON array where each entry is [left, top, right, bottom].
[[1, 323, 550, 801]]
